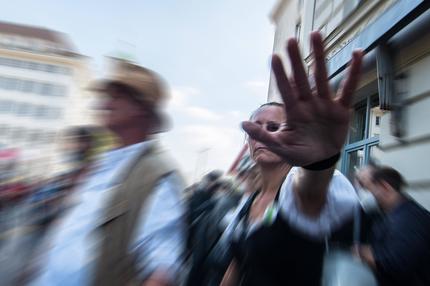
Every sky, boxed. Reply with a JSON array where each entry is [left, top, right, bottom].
[[1, 0, 278, 183]]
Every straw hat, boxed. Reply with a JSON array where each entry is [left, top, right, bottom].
[[90, 58, 170, 132]]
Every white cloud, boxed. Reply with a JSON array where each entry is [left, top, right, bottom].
[[182, 125, 236, 148], [184, 106, 221, 121], [228, 110, 243, 118], [162, 123, 245, 183], [162, 86, 250, 183], [168, 86, 223, 121], [168, 86, 200, 108]]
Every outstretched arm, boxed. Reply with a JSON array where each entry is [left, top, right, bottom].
[[242, 32, 363, 217]]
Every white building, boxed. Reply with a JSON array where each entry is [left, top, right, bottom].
[[269, 0, 430, 208], [0, 21, 94, 177]]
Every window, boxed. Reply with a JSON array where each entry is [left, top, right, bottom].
[[28, 61, 39, 70], [345, 148, 365, 180], [369, 144, 383, 165], [16, 103, 30, 116], [41, 83, 52, 96], [53, 85, 67, 97], [9, 59, 20, 68], [369, 106, 384, 137], [341, 94, 381, 180], [0, 76, 67, 97], [35, 82, 46, 95], [35, 105, 48, 118], [21, 80, 34, 93], [5, 78, 17, 90], [348, 102, 366, 142], [46, 64, 55, 73], [0, 77, 5, 89], [0, 100, 12, 113], [0, 57, 71, 75], [43, 107, 62, 119], [313, 0, 363, 36]]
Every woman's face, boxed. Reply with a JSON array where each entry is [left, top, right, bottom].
[[248, 105, 286, 165]]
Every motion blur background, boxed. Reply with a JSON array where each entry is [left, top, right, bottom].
[[1, 0, 430, 283]]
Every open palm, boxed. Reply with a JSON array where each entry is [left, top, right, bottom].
[[242, 32, 363, 166]]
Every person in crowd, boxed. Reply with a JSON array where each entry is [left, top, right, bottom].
[[220, 31, 363, 285], [188, 170, 223, 219], [186, 175, 243, 286], [28, 126, 101, 229], [29, 59, 186, 286], [210, 176, 242, 231], [185, 170, 225, 286], [0, 176, 30, 205], [62, 127, 94, 167], [354, 165, 430, 286], [219, 167, 263, 241]]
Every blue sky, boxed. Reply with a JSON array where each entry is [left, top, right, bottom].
[[2, 0, 277, 182]]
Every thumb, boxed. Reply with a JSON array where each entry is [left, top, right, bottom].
[[242, 121, 276, 146]]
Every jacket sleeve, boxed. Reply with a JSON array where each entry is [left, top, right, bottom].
[[372, 204, 430, 278], [129, 172, 186, 282], [279, 168, 359, 240]]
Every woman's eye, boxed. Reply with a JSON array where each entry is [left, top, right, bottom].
[[266, 123, 279, 132]]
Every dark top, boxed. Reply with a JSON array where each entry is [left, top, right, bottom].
[[371, 199, 430, 286], [231, 211, 373, 286], [186, 190, 242, 286]]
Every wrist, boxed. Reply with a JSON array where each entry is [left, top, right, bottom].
[[303, 153, 340, 171], [294, 166, 335, 217]]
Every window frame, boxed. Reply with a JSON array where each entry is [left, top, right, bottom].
[[341, 94, 380, 178]]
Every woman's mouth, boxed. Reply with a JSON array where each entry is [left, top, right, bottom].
[[255, 146, 269, 153]]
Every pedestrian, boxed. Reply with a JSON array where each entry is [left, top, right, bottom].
[[28, 59, 186, 286], [185, 170, 224, 286], [219, 31, 363, 285], [187, 170, 223, 222], [28, 126, 100, 229], [354, 165, 430, 286]]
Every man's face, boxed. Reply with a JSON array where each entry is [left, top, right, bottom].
[[355, 168, 374, 191], [356, 167, 386, 203], [99, 86, 148, 131]]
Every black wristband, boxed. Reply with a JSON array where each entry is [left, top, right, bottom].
[[303, 153, 340, 171]]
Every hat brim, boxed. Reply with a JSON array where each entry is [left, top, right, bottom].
[[88, 79, 131, 94], [89, 79, 171, 134]]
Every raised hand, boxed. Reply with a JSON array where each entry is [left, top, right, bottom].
[[242, 31, 363, 166]]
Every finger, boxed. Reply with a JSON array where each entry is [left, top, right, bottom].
[[311, 31, 330, 99], [337, 50, 363, 107], [271, 55, 296, 110], [287, 38, 312, 101], [242, 121, 279, 147], [242, 121, 294, 161]]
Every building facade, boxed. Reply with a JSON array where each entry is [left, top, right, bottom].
[[0, 21, 94, 177], [269, 0, 430, 208]]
